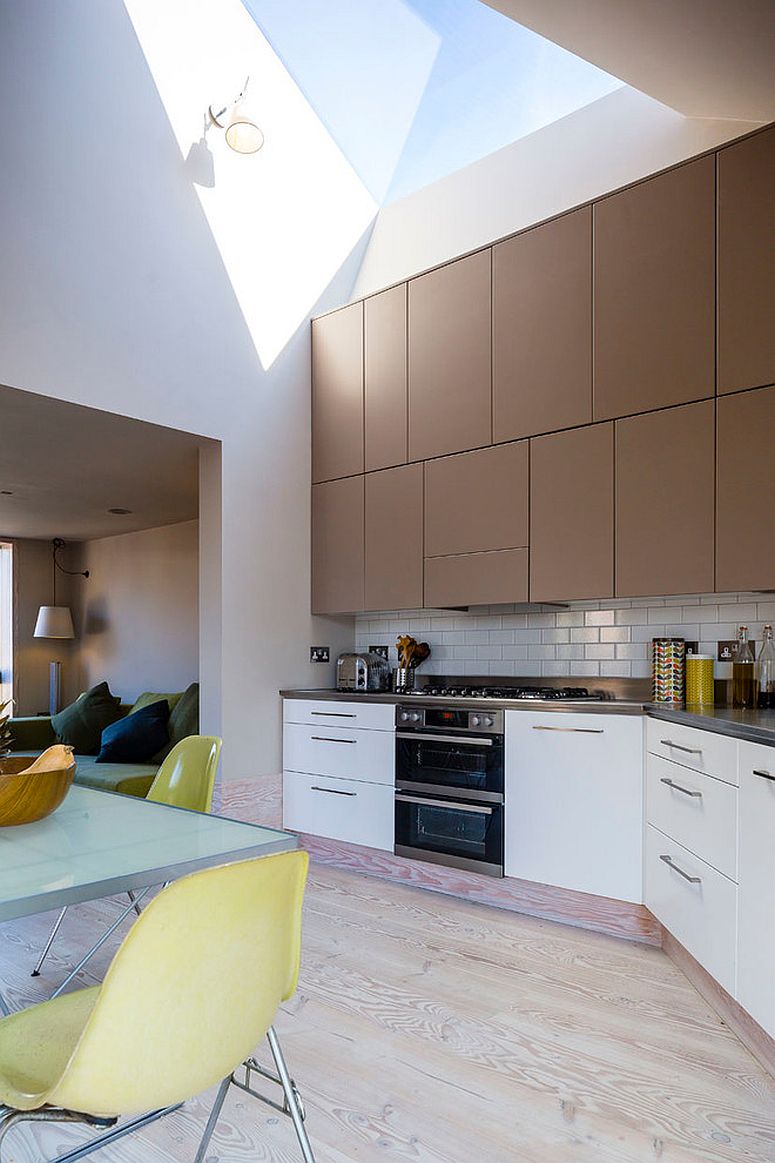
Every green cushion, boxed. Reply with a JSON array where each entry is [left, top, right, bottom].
[[129, 691, 183, 716], [153, 681, 199, 762], [51, 682, 123, 755]]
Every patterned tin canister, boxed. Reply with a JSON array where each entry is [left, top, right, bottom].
[[652, 638, 685, 704], [685, 654, 714, 706]]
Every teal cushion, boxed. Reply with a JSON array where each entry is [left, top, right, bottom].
[[51, 682, 123, 755], [97, 700, 169, 764]]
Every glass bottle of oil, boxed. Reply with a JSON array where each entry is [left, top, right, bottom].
[[757, 624, 775, 710], [732, 625, 757, 708]]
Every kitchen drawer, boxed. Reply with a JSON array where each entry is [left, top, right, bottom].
[[283, 698, 394, 732], [646, 754, 738, 881], [646, 719, 738, 785], [282, 771, 394, 851], [645, 824, 737, 995], [283, 722, 395, 785]]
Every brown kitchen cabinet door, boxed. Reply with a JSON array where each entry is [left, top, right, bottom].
[[530, 424, 614, 602], [494, 207, 592, 441], [312, 302, 364, 483], [365, 463, 423, 611], [425, 550, 528, 608], [425, 441, 528, 558], [365, 284, 408, 472], [408, 250, 492, 461], [311, 476, 364, 614], [717, 386, 775, 592], [593, 156, 715, 421], [718, 126, 775, 395], [616, 400, 715, 597]]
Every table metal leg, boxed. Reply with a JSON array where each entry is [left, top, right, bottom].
[[50, 887, 151, 1000]]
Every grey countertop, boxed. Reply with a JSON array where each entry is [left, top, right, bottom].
[[280, 688, 775, 746]]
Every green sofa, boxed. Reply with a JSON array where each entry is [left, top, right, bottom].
[[9, 684, 199, 798]]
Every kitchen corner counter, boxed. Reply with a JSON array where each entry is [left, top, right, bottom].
[[280, 688, 647, 714], [648, 704, 775, 747]]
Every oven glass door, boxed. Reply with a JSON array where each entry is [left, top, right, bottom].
[[395, 792, 503, 875], [396, 732, 504, 795]]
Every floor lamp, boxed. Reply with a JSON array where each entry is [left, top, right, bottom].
[[33, 539, 88, 716]]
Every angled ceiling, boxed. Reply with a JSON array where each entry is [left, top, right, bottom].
[[0, 385, 202, 541], [242, 0, 622, 204], [483, 0, 775, 121]]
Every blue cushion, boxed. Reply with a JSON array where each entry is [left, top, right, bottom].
[[96, 700, 169, 764]]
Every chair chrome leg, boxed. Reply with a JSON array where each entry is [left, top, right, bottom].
[[126, 890, 143, 917], [193, 1075, 231, 1163], [31, 905, 69, 976], [266, 1026, 316, 1163], [0, 1107, 114, 1162]]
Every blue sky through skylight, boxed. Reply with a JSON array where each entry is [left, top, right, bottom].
[[242, 0, 623, 204]]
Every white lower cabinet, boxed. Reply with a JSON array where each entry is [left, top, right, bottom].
[[737, 740, 775, 1038], [283, 722, 394, 784], [504, 712, 644, 902], [645, 824, 737, 995], [646, 754, 738, 881], [282, 771, 394, 851]]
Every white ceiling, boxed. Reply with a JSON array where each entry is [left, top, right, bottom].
[[483, 0, 775, 121], [0, 385, 202, 542]]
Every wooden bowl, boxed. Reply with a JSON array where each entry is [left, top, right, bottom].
[[0, 756, 76, 826]]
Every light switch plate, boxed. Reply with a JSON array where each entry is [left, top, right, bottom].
[[310, 646, 329, 663]]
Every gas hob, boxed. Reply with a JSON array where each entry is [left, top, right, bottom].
[[404, 684, 602, 702]]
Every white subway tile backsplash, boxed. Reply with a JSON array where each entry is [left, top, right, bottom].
[[355, 591, 760, 681]]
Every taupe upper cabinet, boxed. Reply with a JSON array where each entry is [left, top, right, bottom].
[[616, 401, 715, 597], [408, 250, 492, 461], [312, 302, 363, 483], [365, 284, 407, 472], [718, 127, 775, 395], [717, 386, 775, 592], [425, 442, 528, 557], [311, 476, 364, 614], [365, 464, 423, 611], [530, 424, 614, 602], [593, 156, 715, 421], [494, 208, 592, 441]]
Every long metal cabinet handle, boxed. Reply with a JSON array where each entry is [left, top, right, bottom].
[[310, 711, 356, 718], [310, 785, 357, 797], [660, 854, 702, 884], [395, 732, 493, 747], [660, 777, 702, 798], [660, 739, 702, 754], [531, 726, 604, 734], [395, 793, 493, 815], [753, 769, 775, 782], [310, 736, 356, 744]]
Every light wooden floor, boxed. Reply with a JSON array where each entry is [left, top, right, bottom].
[[2, 865, 774, 1163]]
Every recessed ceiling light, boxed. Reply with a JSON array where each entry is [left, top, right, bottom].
[[108, 508, 133, 515]]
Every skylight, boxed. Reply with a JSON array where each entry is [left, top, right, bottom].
[[242, 0, 623, 205]]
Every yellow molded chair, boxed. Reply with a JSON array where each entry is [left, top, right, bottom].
[[0, 850, 315, 1162], [31, 735, 223, 979]]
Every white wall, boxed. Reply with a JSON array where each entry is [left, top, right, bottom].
[[9, 540, 79, 716], [72, 521, 199, 702], [0, 1, 371, 780], [353, 87, 760, 298]]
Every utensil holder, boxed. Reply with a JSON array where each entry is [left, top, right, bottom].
[[394, 667, 414, 693]]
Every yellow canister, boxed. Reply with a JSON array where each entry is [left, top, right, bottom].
[[685, 654, 714, 706]]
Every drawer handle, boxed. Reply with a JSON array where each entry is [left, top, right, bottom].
[[659, 854, 702, 884], [753, 769, 775, 782], [310, 736, 356, 744], [660, 777, 702, 799], [660, 739, 702, 755], [310, 785, 357, 797], [310, 711, 357, 718], [531, 726, 604, 734]]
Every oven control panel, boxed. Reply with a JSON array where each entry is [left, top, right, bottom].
[[396, 706, 503, 734]]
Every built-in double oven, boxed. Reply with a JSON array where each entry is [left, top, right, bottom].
[[394, 704, 504, 877]]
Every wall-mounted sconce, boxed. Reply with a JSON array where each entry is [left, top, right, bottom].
[[209, 76, 264, 155]]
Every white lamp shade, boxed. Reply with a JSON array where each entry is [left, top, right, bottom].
[[34, 605, 75, 639]]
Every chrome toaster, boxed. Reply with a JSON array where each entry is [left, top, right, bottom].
[[336, 651, 391, 693]]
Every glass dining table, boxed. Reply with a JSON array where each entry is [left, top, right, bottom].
[[0, 785, 298, 1162]]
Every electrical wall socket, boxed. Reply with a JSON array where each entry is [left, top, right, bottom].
[[369, 645, 389, 660], [717, 639, 756, 662], [309, 646, 329, 663]]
